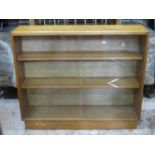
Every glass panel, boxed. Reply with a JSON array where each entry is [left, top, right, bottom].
[[24, 60, 139, 78], [26, 88, 135, 106], [21, 35, 141, 52]]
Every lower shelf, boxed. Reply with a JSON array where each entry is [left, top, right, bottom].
[[21, 77, 140, 89], [24, 105, 138, 129]]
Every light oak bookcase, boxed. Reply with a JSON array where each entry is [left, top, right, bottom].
[[11, 25, 149, 129]]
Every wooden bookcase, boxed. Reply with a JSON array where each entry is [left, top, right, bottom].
[[11, 25, 149, 129]]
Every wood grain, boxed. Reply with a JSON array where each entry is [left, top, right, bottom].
[[136, 34, 149, 119], [24, 105, 138, 129], [18, 51, 143, 61], [11, 36, 27, 118], [21, 77, 140, 89], [25, 120, 137, 129], [11, 25, 148, 36]]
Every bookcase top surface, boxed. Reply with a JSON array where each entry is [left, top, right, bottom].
[[11, 25, 148, 36]]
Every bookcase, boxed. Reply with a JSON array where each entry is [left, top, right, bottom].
[[11, 25, 148, 129]]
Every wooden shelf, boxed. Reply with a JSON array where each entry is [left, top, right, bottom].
[[24, 105, 138, 129], [11, 25, 148, 36], [24, 105, 137, 121], [18, 51, 143, 61], [21, 77, 140, 89]]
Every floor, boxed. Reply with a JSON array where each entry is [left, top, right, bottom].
[[0, 98, 155, 135]]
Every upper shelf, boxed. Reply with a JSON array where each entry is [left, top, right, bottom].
[[18, 51, 143, 61], [11, 25, 149, 36]]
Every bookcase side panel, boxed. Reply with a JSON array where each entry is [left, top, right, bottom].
[[11, 36, 27, 118], [136, 34, 149, 119]]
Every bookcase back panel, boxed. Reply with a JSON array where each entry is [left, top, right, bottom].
[[21, 36, 141, 52], [26, 88, 135, 106], [24, 61, 139, 78]]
